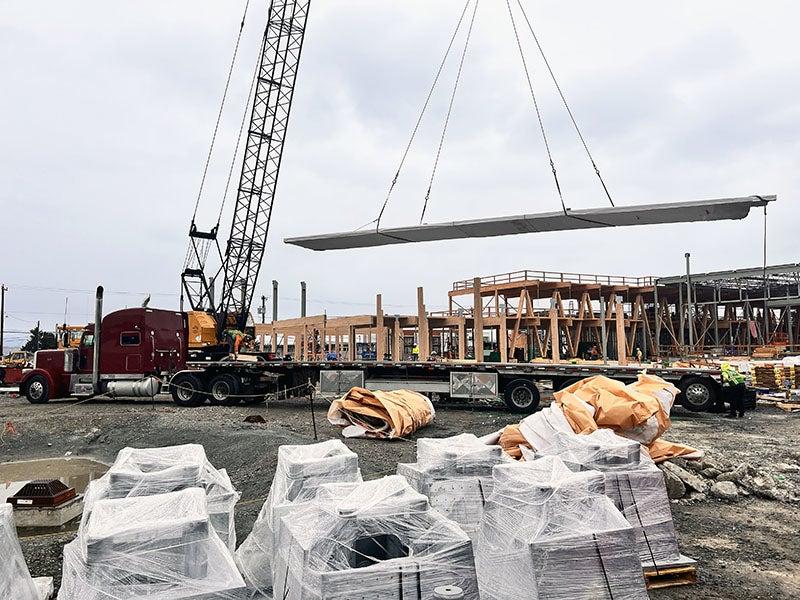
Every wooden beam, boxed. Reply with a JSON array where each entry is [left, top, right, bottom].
[[549, 308, 560, 362], [473, 277, 484, 362], [376, 294, 386, 360], [616, 300, 628, 365], [417, 287, 429, 360]]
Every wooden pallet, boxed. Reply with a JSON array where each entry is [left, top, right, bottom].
[[643, 555, 698, 590]]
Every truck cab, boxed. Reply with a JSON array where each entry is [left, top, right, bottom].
[[20, 308, 188, 403]]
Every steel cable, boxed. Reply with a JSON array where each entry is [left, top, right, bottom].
[[374, 0, 474, 230], [419, 0, 481, 225]]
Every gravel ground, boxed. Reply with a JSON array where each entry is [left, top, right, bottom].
[[1, 392, 798, 598]]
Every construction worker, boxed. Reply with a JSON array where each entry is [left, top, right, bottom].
[[721, 362, 747, 418], [223, 328, 245, 359], [411, 343, 420, 361]]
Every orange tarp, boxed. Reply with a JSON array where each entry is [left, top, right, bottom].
[[552, 374, 698, 463], [498, 424, 531, 460], [327, 387, 435, 439]]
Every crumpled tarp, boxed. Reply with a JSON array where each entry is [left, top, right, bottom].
[[327, 387, 435, 439], [505, 374, 700, 463]]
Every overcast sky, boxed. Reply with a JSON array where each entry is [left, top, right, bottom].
[[1, 0, 798, 351]]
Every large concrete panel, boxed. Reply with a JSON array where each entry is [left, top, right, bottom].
[[285, 195, 775, 251]]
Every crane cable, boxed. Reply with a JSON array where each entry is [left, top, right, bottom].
[[505, 0, 567, 215], [514, 0, 614, 207], [419, 0, 481, 225], [373, 0, 475, 231], [189, 0, 253, 226]]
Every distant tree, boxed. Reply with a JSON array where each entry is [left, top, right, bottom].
[[21, 325, 57, 352]]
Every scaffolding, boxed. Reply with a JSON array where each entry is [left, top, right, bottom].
[[254, 264, 800, 363]]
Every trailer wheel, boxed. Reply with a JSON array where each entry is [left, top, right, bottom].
[[170, 373, 205, 407], [208, 374, 241, 406], [24, 374, 50, 404], [503, 379, 540, 414], [679, 376, 717, 412], [555, 377, 582, 392]]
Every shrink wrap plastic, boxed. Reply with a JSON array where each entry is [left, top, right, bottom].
[[235, 440, 362, 596], [82, 443, 240, 551], [521, 426, 682, 565], [0, 503, 41, 600], [475, 456, 648, 600], [398, 433, 511, 538], [57, 488, 246, 599], [272, 475, 480, 600]]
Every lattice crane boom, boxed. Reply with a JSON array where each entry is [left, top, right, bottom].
[[181, 0, 311, 335]]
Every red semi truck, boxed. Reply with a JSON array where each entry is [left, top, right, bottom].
[[18, 288, 727, 414]]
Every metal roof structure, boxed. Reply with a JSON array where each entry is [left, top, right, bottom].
[[285, 195, 775, 251]]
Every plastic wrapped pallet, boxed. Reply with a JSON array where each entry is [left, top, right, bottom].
[[272, 475, 480, 600], [397, 433, 511, 539], [82, 443, 240, 551], [475, 457, 648, 600], [236, 439, 362, 597], [57, 488, 246, 600], [523, 427, 681, 565], [1, 503, 42, 600]]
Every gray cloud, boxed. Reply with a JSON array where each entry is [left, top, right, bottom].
[[1, 0, 798, 351]]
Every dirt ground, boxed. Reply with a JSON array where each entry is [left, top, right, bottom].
[[1, 391, 799, 599]]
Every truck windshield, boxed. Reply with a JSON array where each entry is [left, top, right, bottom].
[[82, 334, 94, 348]]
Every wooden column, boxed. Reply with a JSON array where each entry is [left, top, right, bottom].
[[417, 287, 429, 360], [458, 321, 466, 360], [393, 318, 404, 361], [348, 325, 356, 361], [616, 300, 628, 365], [499, 317, 508, 363], [376, 294, 386, 360], [473, 277, 484, 362], [549, 308, 560, 362]]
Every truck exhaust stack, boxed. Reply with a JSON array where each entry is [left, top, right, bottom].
[[92, 286, 103, 394]]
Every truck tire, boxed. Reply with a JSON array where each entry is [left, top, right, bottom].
[[503, 379, 540, 414], [170, 373, 206, 407], [679, 376, 717, 412], [24, 374, 50, 404], [208, 374, 241, 406], [555, 377, 582, 392]]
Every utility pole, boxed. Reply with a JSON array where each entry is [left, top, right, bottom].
[[0, 284, 6, 355], [272, 280, 279, 321], [685, 253, 694, 353], [260, 295, 267, 324]]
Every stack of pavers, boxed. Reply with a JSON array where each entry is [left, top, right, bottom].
[[272, 475, 480, 600], [82, 443, 240, 551], [235, 439, 362, 598], [475, 455, 649, 600], [524, 426, 684, 569], [57, 445, 246, 599], [58, 488, 245, 599], [397, 433, 511, 539], [1, 504, 54, 600]]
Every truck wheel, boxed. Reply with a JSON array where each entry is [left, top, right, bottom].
[[679, 376, 717, 412], [170, 373, 206, 407], [24, 374, 50, 404], [208, 374, 241, 406], [555, 377, 582, 392], [503, 379, 540, 414]]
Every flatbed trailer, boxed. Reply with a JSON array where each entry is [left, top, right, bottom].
[[173, 356, 724, 414]]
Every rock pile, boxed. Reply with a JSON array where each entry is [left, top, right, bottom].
[[658, 457, 799, 504]]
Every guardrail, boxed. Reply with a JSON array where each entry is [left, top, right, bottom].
[[452, 270, 655, 291]]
